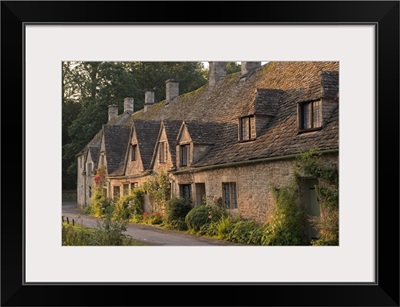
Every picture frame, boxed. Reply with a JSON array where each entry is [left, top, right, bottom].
[[1, 1, 399, 306]]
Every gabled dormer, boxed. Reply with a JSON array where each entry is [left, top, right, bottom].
[[238, 88, 284, 142], [176, 121, 220, 168], [124, 120, 161, 176], [297, 71, 339, 133], [102, 125, 131, 176], [150, 120, 182, 172]]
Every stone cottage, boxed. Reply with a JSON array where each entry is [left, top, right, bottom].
[[76, 61, 339, 239]]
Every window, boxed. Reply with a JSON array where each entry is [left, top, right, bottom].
[[131, 144, 137, 161], [113, 186, 120, 201], [123, 184, 129, 196], [222, 182, 237, 209], [159, 142, 166, 163], [180, 184, 191, 201], [239, 115, 256, 141], [299, 100, 322, 131], [89, 186, 92, 198], [87, 163, 92, 175], [80, 156, 82, 168], [131, 182, 138, 191], [100, 154, 104, 166], [180, 145, 189, 166]]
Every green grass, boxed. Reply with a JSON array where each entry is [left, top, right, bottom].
[[62, 222, 149, 246]]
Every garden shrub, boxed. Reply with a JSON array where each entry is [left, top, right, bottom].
[[91, 194, 112, 218], [185, 205, 210, 231], [114, 188, 145, 221], [226, 219, 266, 245], [143, 212, 163, 225], [84, 205, 93, 215], [262, 183, 308, 246], [164, 197, 192, 230], [62, 222, 93, 246], [91, 210, 128, 246]]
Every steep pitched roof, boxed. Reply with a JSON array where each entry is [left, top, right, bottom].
[[88, 146, 99, 169], [103, 125, 131, 175], [193, 86, 339, 167], [132, 62, 339, 125], [253, 89, 284, 116], [182, 121, 223, 145], [133, 120, 161, 170]]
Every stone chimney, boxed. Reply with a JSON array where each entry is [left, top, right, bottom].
[[108, 104, 118, 121], [208, 62, 226, 86], [166, 79, 179, 104], [123, 97, 134, 113], [143, 89, 155, 112], [241, 62, 261, 77]]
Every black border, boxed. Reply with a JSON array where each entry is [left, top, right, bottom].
[[1, 1, 399, 306]]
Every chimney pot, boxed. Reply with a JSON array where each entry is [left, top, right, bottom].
[[108, 105, 118, 121], [165, 79, 179, 104], [208, 62, 226, 86], [123, 97, 134, 113], [144, 90, 155, 112], [241, 62, 261, 77]]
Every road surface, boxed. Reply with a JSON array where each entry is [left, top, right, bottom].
[[62, 202, 239, 246]]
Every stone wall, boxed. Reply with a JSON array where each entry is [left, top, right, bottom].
[[174, 153, 338, 224]]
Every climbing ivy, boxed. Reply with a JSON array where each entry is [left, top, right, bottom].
[[143, 172, 171, 212], [296, 149, 339, 245]]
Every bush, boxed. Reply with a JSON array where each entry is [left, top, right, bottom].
[[185, 205, 210, 232], [84, 205, 93, 215], [62, 223, 93, 246], [143, 212, 163, 225], [114, 189, 145, 221], [91, 193, 112, 217], [164, 197, 192, 230], [226, 220, 265, 245], [262, 184, 308, 246], [91, 211, 128, 246]]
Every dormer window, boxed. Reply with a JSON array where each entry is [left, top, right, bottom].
[[299, 100, 322, 131], [239, 115, 256, 141], [180, 144, 189, 166], [87, 163, 92, 175], [131, 144, 137, 161], [159, 142, 166, 163]]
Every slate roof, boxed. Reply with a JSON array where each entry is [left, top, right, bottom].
[[80, 61, 339, 174], [253, 89, 284, 116], [182, 121, 224, 145], [103, 125, 131, 176], [133, 120, 161, 170], [88, 146, 99, 169]]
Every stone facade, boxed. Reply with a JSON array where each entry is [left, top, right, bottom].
[[76, 61, 339, 226]]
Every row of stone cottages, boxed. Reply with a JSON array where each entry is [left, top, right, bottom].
[[76, 61, 339, 240]]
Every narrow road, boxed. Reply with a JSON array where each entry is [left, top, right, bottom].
[[62, 202, 238, 246]]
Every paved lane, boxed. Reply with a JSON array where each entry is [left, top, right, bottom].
[[62, 202, 239, 246]]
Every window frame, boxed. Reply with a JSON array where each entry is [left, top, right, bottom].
[[298, 100, 323, 133], [131, 144, 137, 161], [222, 182, 238, 209], [180, 184, 192, 201], [239, 115, 256, 142], [159, 141, 166, 163], [180, 144, 189, 166]]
